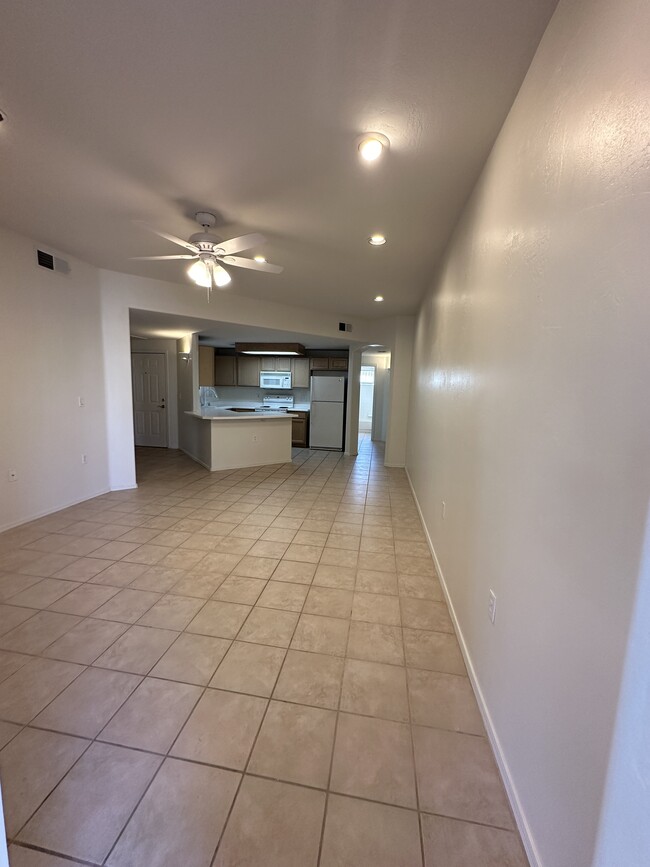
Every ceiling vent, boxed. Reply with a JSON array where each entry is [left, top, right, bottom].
[[36, 249, 70, 274]]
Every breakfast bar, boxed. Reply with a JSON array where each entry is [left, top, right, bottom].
[[184, 408, 293, 471]]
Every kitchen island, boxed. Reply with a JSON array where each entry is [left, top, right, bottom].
[[183, 408, 293, 471]]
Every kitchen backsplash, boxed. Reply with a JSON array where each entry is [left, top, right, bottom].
[[199, 385, 311, 406]]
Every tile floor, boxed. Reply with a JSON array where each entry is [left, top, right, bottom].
[[0, 437, 528, 866]]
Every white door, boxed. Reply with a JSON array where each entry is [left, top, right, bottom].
[[131, 353, 168, 447]]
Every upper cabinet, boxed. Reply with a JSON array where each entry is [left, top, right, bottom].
[[259, 357, 277, 371], [309, 357, 329, 370], [198, 346, 215, 386], [290, 357, 310, 387], [237, 356, 260, 387], [309, 356, 348, 371], [214, 356, 236, 386], [329, 357, 348, 370]]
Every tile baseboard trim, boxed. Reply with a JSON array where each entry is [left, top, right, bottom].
[[405, 465, 542, 867], [0, 485, 114, 534]]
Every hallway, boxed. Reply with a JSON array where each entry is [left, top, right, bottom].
[[1, 440, 526, 866]]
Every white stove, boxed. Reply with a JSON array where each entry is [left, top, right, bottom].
[[257, 395, 294, 412]]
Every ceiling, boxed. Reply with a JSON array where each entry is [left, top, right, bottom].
[[0, 0, 556, 318]]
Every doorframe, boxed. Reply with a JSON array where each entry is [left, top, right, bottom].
[[130, 348, 178, 449]]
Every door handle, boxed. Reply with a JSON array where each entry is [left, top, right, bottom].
[[158, 402, 166, 409]]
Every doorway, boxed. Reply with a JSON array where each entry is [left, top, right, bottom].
[[131, 352, 168, 447], [359, 365, 375, 433]]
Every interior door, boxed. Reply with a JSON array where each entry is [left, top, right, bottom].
[[131, 353, 168, 447]]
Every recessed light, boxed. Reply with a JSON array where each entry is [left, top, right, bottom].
[[254, 255, 267, 263], [356, 132, 390, 162], [374, 295, 384, 302], [369, 234, 386, 246]]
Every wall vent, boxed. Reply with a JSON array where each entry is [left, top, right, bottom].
[[37, 249, 70, 274], [338, 322, 353, 332]]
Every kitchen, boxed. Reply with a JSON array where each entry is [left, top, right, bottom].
[[192, 341, 349, 468]]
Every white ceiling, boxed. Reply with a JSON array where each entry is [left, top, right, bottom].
[[0, 0, 556, 317]]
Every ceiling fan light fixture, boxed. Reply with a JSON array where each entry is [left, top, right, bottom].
[[374, 295, 384, 302], [187, 259, 211, 287], [254, 255, 267, 264], [369, 234, 387, 246], [214, 264, 232, 287], [357, 132, 390, 162]]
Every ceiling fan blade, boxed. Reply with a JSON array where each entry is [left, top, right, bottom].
[[133, 221, 199, 253], [129, 254, 197, 260], [217, 233, 267, 255], [219, 255, 283, 274]]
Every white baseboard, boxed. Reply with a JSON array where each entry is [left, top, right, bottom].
[[0, 487, 111, 534], [405, 467, 542, 867], [179, 448, 211, 471]]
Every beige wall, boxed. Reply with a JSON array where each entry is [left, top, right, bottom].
[[405, 0, 650, 865]]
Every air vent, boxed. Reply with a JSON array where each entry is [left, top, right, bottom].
[[36, 249, 70, 274], [338, 322, 353, 332]]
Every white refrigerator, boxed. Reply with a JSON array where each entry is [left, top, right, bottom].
[[310, 375, 346, 450]]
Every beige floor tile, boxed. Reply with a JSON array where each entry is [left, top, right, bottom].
[[199, 551, 243, 575], [210, 641, 285, 696], [18, 742, 161, 863], [33, 667, 141, 737], [347, 621, 404, 665], [150, 632, 230, 685], [256, 580, 308, 612], [117, 527, 166, 544], [116, 543, 171, 566], [214, 776, 325, 867], [17, 553, 79, 578], [8, 845, 75, 866], [303, 586, 353, 619], [148, 529, 192, 547], [213, 535, 256, 555], [292, 530, 328, 546], [129, 565, 186, 592], [237, 606, 298, 647], [0, 604, 35, 636], [171, 688, 266, 769], [229, 524, 264, 540], [8, 578, 81, 610], [312, 564, 356, 590], [395, 540, 431, 558], [400, 597, 454, 632], [398, 573, 444, 601], [249, 700, 336, 788], [247, 540, 289, 559], [186, 600, 252, 638], [261, 527, 297, 543], [412, 726, 514, 828], [271, 559, 316, 584], [326, 533, 360, 551], [320, 794, 422, 867], [283, 543, 322, 564], [291, 613, 349, 656], [0, 720, 22, 748], [107, 758, 240, 867], [214, 574, 267, 604], [137, 593, 204, 629], [0, 657, 85, 723], [99, 676, 200, 752], [358, 552, 397, 573], [170, 571, 227, 598], [319, 548, 358, 568], [0, 573, 41, 603], [273, 649, 344, 709], [53, 557, 110, 581], [89, 541, 141, 561], [340, 658, 409, 722], [0, 610, 82, 655], [93, 625, 177, 674], [92, 588, 161, 623], [359, 536, 396, 554], [421, 813, 528, 867], [0, 727, 89, 837], [397, 554, 435, 576], [355, 568, 399, 595], [233, 554, 280, 579], [42, 618, 129, 665], [408, 669, 483, 734], [89, 561, 149, 587], [47, 583, 119, 615], [0, 650, 32, 684], [352, 591, 401, 625], [403, 627, 466, 675], [331, 713, 417, 808]]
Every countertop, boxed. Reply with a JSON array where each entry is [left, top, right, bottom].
[[189, 400, 310, 421]]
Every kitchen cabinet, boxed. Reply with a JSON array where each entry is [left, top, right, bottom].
[[289, 411, 309, 447], [309, 357, 329, 370], [214, 356, 236, 386], [259, 357, 277, 370], [198, 346, 215, 386], [237, 356, 260, 386], [308, 356, 349, 372], [291, 357, 310, 388], [329, 356, 348, 370]]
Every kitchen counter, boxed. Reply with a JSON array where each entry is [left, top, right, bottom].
[[183, 408, 292, 471]]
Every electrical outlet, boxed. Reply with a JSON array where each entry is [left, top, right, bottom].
[[8, 470, 18, 482], [252, 434, 258, 442], [81, 454, 88, 464], [78, 396, 85, 407], [488, 590, 497, 624], [441, 501, 446, 519]]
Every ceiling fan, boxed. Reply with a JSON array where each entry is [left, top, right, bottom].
[[131, 212, 283, 300]]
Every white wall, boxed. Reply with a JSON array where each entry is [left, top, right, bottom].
[[0, 225, 109, 530], [385, 316, 414, 466], [406, 0, 650, 865]]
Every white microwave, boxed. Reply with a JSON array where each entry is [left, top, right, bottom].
[[260, 371, 292, 389]]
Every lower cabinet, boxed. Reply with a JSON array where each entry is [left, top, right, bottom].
[[289, 411, 309, 447]]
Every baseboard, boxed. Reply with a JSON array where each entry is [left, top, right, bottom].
[[384, 461, 406, 468], [405, 467, 543, 867], [179, 448, 211, 471], [0, 486, 112, 534]]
